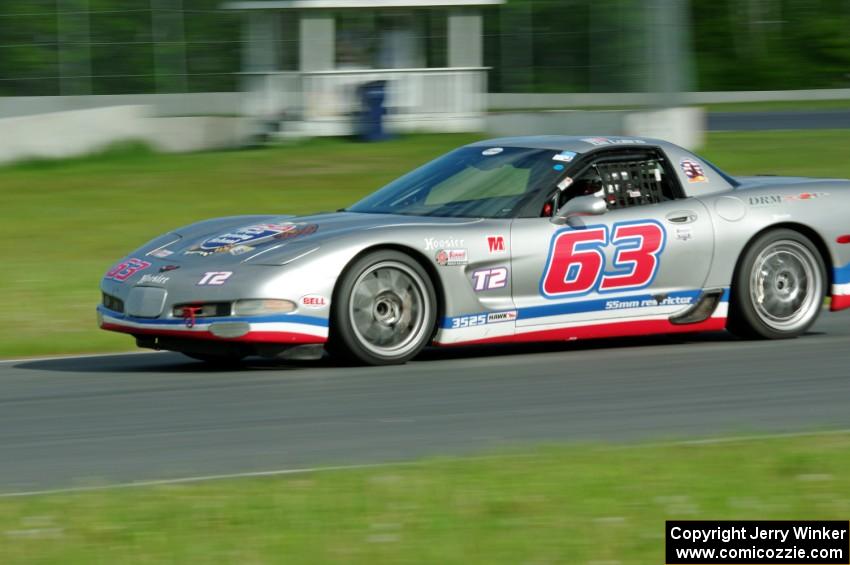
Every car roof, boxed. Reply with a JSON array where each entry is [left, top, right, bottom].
[[468, 135, 739, 195], [468, 135, 680, 153]]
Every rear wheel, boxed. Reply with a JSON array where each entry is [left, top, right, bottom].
[[729, 229, 826, 339], [330, 250, 436, 365]]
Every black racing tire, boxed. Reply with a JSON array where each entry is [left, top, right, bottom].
[[329, 250, 437, 366], [728, 228, 826, 340]]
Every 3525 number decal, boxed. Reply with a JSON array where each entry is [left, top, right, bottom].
[[541, 221, 666, 298]]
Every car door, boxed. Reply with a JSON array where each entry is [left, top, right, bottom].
[[510, 147, 716, 337]]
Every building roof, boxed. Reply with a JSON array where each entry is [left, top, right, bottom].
[[223, 0, 503, 9]]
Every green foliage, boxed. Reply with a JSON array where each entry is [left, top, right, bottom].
[[0, 0, 239, 96], [2, 0, 849, 95], [1, 432, 850, 563], [486, 0, 648, 93], [691, 0, 850, 90], [488, 0, 850, 92]]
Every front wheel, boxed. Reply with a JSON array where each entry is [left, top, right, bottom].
[[330, 250, 437, 365], [729, 229, 826, 339]]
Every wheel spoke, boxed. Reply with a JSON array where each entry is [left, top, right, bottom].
[[347, 261, 430, 358], [749, 240, 821, 332]]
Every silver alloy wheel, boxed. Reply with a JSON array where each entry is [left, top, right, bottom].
[[749, 240, 822, 332], [349, 261, 431, 358]]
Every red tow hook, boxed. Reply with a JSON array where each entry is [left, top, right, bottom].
[[181, 306, 204, 328]]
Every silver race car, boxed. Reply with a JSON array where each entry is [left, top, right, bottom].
[[98, 136, 850, 365]]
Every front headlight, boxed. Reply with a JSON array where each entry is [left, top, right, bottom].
[[233, 299, 296, 316]]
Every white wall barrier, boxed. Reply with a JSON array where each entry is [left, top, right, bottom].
[[0, 105, 250, 165], [488, 89, 850, 111], [0, 93, 242, 120], [486, 107, 704, 149]]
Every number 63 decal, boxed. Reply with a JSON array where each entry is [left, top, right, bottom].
[[540, 220, 666, 298]]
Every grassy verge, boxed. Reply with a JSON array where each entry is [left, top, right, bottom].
[[1, 433, 849, 563], [492, 99, 850, 113], [3, 130, 850, 358], [702, 99, 850, 113]]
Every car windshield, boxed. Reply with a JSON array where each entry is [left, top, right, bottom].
[[348, 146, 567, 218]]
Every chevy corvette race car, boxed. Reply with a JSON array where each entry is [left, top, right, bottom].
[[98, 136, 850, 365]]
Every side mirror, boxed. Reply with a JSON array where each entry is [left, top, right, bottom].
[[550, 195, 607, 225]]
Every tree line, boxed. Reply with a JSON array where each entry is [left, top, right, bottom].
[[1, 0, 848, 97]]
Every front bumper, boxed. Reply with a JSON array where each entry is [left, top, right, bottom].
[[831, 264, 850, 311], [97, 305, 328, 344]]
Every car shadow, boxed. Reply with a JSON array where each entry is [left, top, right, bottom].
[[415, 330, 743, 361], [9, 329, 755, 375], [10, 352, 319, 374]]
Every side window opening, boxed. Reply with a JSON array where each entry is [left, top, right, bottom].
[[548, 150, 682, 215], [594, 158, 673, 209]]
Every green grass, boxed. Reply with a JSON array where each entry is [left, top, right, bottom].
[[492, 99, 850, 113], [703, 99, 850, 113], [1, 432, 849, 563], [2, 130, 850, 358]]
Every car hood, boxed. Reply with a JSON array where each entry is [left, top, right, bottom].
[[145, 211, 481, 267]]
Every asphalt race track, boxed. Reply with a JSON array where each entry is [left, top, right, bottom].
[[1, 311, 849, 494]]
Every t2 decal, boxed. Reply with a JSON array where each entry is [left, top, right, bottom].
[[198, 271, 232, 286], [541, 220, 665, 298], [472, 267, 508, 291]]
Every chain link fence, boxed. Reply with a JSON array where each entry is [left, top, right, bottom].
[[0, 0, 848, 97]]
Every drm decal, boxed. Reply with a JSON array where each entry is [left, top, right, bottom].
[[749, 192, 830, 207], [540, 220, 666, 298]]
